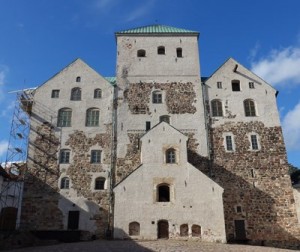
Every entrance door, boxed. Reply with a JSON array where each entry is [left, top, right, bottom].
[[68, 211, 79, 230], [0, 207, 17, 231], [234, 220, 246, 240], [157, 220, 169, 239]]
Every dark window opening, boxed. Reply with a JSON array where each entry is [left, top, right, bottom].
[[51, 89, 60, 98], [91, 150, 101, 164], [159, 115, 170, 124], [60, 177, 70, 189], [180, 224, 188, 237], [71, 87, 81, 100], [95, 177, 105, 190], [137, 49, 146, 57], [152, 91, 162, 104], [217, 82, 222, 89], [249, 82, 255, 89], [59, 149, 70, 164], [236, 206, 242, 213], [94, 89, 102, 99], [146, 121, 151, 131], [244, 99, 256, 117], [226, 136, 233, 151], [176, 48, 182, 57], [157, 46, 165, 55], [232, 80, 240, 91], [251, 135, 259, 150], [76, 76, 81, 82], [158, 184, 170, 202], [211, 100, 223, 117], [192, 225, 201, 237]]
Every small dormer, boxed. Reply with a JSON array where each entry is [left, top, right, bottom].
[[140, 122, 188, 165]]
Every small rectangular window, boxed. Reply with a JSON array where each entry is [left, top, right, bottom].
[[146, 121, 151, 131], [60, 150, 70, 164], [91, 150, 101, 164], [217, 82, 222, 89], [225, 136, 233, 151], [250, 169, 255, 178], [51, 90, 60, 98], [232, 81, 240, 91], [249, 82, 255, 89], [251, 135, 259, 150], [236, 206, 242, 213], [176, 48, 182, 57]]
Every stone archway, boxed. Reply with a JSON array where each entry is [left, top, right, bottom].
[[157, 220, 169, 239]]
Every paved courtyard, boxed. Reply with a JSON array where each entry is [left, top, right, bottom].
[[3, 240, 299, 252]]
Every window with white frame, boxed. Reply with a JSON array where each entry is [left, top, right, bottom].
[[57, 108, 72, 127], [59, 149, 70, 164], [249, 82, 255, 89], [166, 148, 176, 164], [91, 150, 101, 164], [60, 177, 70, 189], [217, 82, 222, 89], [86, 108, 100, 127]]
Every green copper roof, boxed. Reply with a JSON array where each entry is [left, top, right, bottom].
[[116, 24, 199, 35], [105, 77, 116, 86]]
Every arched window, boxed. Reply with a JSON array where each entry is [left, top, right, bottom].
[[61, 177, 70, 189], [159, 115, 170, 124], [157, 46, 165, 55], [176, 48, 182, 57], [86, 108, 100, 126], [152, 91, 162, 104], [76, 76, 81, 82], [231, 80, 240, 91], [129, 222, 140, 236], [57, 108, 72, 127], [95, 177, 105, 190], [157, 184, 170, 202], [180, 224, 188, 237], [192, 224, 201, 237], [166, 148, 176, 164], [94, 89, 102, 99], [137, 49, 146, 57], [211, 99, 223, 117], [71, 87, 81, 100], [244, 99, 256, 117]]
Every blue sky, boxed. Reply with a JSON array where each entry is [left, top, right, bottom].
[[0, 0, 300, 167]]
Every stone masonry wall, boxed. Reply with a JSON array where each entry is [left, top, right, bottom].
[[124, 82, 196, 114], [21, 123, 63, 230], [116, 133, 143, 184], [65, 125, 112, 236], [209, 121, 300, 248]]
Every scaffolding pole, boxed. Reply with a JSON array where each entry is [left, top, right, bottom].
[[0, 90, 33, 231]]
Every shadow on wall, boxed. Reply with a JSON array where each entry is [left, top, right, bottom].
[[188, 149, 300, 250]]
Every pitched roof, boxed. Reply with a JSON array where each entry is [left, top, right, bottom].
[[116, 24, 199, 36], [104, 77, 116, 86]]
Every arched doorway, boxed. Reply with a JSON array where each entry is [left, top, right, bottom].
[[157, 220, 169, 239]]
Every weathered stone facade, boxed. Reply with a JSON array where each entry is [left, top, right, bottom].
[[19, 25, 300, 248]]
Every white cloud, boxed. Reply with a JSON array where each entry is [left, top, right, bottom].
[[0, 140, 8, 158], [251, 46, 300, 86], [282, 102, 300, 151], [125, 0, 155, 22]]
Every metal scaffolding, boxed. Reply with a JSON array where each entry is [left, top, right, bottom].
[[0, 89, 34, 231]]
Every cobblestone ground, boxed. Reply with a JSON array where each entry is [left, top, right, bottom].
[[3, 240, 300, 252]]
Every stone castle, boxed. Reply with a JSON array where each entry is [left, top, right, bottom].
[[18, 24, 300, 247]]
